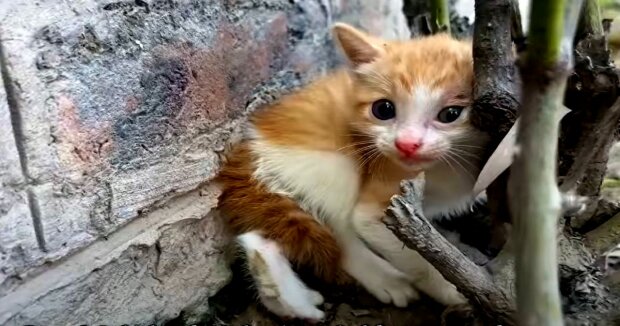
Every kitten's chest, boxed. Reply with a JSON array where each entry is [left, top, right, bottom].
[[251, 140, 361, 224]]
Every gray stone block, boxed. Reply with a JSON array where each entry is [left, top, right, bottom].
[[0, 0, 409, 276], [0, 0, 409, 323], [0, 71, 42, 292], [0, 186, 231, 325]]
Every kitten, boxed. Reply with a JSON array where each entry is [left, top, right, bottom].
[[215, 23, 489, 321]]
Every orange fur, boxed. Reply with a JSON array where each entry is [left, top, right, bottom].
[[216, 24, 478, 288], [215, 144, 349, 283]]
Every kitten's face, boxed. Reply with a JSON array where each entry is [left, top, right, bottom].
[[333, 24, 480, 171]]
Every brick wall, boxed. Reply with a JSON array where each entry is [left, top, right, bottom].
[[0, 0, 409, 324]]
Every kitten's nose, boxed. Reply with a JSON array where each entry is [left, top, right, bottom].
[[395, 139, 422, 158]]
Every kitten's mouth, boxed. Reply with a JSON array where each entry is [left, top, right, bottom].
[[391, 154, 437, 170], [399, 154, 435, 164], [401, 155, 433, 163]]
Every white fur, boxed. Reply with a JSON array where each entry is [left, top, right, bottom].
[[237, 232, 325, 320], [339, 231, 419, 307], [371, 86, 446, 165], [352, 202, 466, 306], [250, 134, 418, 308], [250, 138, 359, 230]]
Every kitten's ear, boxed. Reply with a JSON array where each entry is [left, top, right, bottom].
[[332, 23, 385, 67]]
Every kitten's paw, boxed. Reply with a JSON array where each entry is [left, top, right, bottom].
[[356, 264, 419, 307], [307, 289, 325, 305], [258, 269, 326, 321], [439, 289, 467, 306], [239, 231, 325, 322], [343, 240, 419, 308], [262, 294, 325, 322], [373, 274, 419, 307]]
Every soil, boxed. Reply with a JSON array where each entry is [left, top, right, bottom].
[[206, 260, 449, 326]]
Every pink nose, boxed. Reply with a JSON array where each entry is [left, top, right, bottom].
[[395, 139, 422, 157]]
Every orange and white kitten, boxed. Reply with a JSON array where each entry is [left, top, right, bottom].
[[216, 23, 488, 320]]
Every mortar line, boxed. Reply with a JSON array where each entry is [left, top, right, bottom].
[[0, 30, 47, 251]]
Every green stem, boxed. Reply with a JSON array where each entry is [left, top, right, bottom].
[[509, 0, 584, 325], [526, 0, 566, 66], [429, 0, 451, 34]]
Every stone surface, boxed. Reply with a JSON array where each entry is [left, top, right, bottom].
[[0, 185, 231, 325], [0, 68, 42, 293], [0, 0, 409, 278], [0, 0, 409, 324]]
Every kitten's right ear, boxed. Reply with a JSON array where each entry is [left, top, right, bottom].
[[332, 23, 384, 67]]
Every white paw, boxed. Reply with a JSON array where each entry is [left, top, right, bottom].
[[343, 237, 419, 308], [349, 257, 419, 307], [260, 286, 325, 321], [365, 269, 419, 307], [307, 289, 325, 305], [439, 287, 467, 306], [238, 232, 326, 321]]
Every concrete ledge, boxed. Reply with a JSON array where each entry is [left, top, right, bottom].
[[0, 185, 231, 325]]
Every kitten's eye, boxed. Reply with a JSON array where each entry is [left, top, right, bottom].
[[371, 99, 396, 120], [437, 106, 464, 123]]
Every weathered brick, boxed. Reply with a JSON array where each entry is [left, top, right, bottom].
[[0, 0, 409, 323], [0, 0, 408, 269], [0, 186, 230, 325], [0, 72, 41, 291]]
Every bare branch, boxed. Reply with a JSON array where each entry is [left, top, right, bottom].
[[560, 98, 620, 195], [472, 0, 521, 253], [383, 176, 516, 326], [578, 0, 604, 38], [472, 0, 519, 138]]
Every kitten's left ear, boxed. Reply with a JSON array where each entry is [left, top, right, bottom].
[[332, 23, 385, 67]]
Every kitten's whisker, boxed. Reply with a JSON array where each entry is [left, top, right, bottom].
[[439, 154, 458, 177], [448, 148, 480, 159], [447, 150, 478, 169], [444, 152, 476, 181], [337, 141, 376, 152]]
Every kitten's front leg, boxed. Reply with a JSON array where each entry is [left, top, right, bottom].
[[339, 230, 419, 307], [352, 202, 467, 306], [237, 232, 325, 321]]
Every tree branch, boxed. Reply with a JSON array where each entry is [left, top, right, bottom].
[[559, 0, 619, 199], [383, 176, 516, 326], [472, 0, 521, 251], [472, 0, 520, 139], [508, 1, 584, 325], [556, 0, 620, 235], [578, 0, 604, 39]]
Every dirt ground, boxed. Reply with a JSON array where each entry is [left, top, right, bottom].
[[205, 260, 451, 326]]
